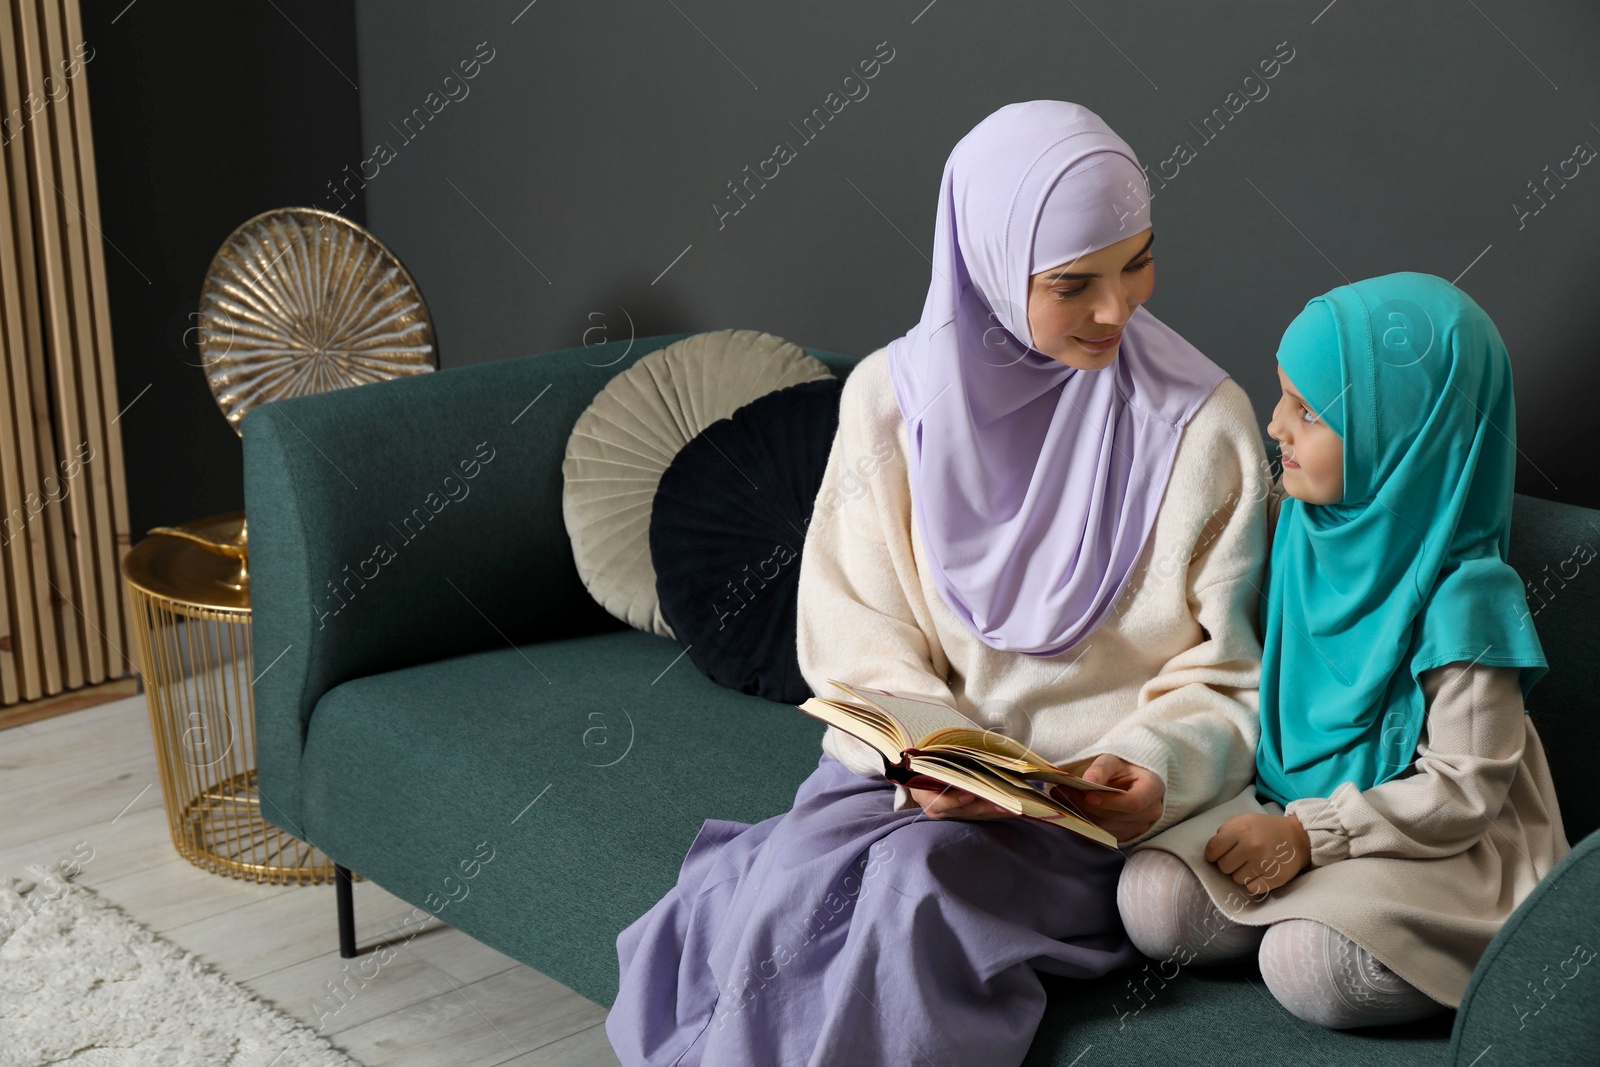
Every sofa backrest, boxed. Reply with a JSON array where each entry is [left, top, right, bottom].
[[1505, 494, 1600, 842], [244, 331, 1597, 842]]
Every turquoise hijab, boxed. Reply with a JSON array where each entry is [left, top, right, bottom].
[[1255, 271, 1547, 807]]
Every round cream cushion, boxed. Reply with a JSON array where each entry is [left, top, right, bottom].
[[562, 328, 834, 638]]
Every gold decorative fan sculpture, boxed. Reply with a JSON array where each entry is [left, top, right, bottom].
[[148, 208, 438, 582]]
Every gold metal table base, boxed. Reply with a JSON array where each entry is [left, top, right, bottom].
[[124, 511, 354, 886], [169, 768, 355, 886]]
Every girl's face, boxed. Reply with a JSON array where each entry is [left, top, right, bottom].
[[1267, 363, 1344, 504], [1025, 228, 1155, 370]]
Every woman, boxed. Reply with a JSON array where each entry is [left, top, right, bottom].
[[607, 100, 1273, 1066]]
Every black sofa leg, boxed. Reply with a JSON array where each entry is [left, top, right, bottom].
[[335, 863, 357, 958]]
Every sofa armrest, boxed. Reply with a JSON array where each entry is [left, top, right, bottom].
[[1449, 828, 1600, 1061], [241, 332, 697, 835]]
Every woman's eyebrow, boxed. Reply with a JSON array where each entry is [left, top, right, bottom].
[[1040, 232, 1155, 281]]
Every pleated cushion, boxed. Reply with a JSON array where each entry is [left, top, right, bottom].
[[563, 329, 833, 638], [649, 378, 844, 703]]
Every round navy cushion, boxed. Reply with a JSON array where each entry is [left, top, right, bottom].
[[649, 377, 844, 703]]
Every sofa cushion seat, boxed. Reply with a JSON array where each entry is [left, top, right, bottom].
[[1022, 963, 1452, 1065], [295, 627, 1460, 1065], [297, 626, 830, 1006]]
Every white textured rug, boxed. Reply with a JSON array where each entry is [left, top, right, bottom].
[[0, 861, 362, 1066]]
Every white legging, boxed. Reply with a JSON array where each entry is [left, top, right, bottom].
[[1117, 849, 1446, 1030]]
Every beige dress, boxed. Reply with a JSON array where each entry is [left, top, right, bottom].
[[1133, 488, 1571, 1006]]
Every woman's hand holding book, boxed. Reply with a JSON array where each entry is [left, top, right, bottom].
[[906, 753, 1164, 840], [907, 780, 1017, 820], [1050, 754, 1166, 843]]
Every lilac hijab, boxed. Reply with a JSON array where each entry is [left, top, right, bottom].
[[886, 100, 1227, 656]]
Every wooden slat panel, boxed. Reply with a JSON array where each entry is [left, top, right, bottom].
[[0, 1, 58, 699], [34, 0, 119, 682], [0, 0, 133, 704], [13, 0, 96, 687], [0, 14, 29, 704], [9, 0, 82, 693], [58, 0, 132, 675], [0, 233, 21, 697]]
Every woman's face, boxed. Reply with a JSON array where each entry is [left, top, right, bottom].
[[1267, 363, 1345, 504], [1024, 228, 1155, 370]]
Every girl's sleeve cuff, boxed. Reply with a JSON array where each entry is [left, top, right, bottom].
[[1285, 795, 1351, 866]]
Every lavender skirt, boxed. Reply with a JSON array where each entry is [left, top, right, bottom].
[[606, 751, 1138, 1067]]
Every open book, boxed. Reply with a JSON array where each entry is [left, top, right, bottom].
[[797, 679, 1125, 849]]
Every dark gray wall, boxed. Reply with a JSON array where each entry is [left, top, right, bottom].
[[347, 1, 1597, 509], [85, 0, 363, 538]]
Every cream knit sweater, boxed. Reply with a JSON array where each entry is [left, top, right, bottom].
[[794, 347, 1273, 842]]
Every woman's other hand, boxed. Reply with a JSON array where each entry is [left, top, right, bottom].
[[908, 782, 1017, 820], [1052, 753, 1166, 843]]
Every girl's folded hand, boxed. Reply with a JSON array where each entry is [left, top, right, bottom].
[[1204, 813, 1311, 894]]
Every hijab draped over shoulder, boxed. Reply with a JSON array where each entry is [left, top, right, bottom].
[[1255, 271, 1548, 806], [886, 100, 1226, 657]]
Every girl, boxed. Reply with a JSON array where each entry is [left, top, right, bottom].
[[1117, 271, 1570, 1029], [607, 100, 1274, 1066]]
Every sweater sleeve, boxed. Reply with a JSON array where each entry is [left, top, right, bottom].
[[1266, 477, 1288, 539], [1063, 380, 1272, 844], [795, 351, 957, 812], [1285, 662, 1527, 865]]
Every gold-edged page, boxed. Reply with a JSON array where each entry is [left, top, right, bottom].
[[918, 725, 1036, 760], [931, 738, 1127, 793], [906, 754, 1117, 848], [825, 686, 1129, 798], [795, 697, 909, 761], [903, 753, 1029, 810], [907, 754, 1073, 820], [825, 680, 982, 744]]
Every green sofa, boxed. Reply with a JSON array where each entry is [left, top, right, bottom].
[[243, 332, 1600, 1065]]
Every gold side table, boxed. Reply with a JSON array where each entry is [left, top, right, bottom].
[[123, 509, 342, 885]]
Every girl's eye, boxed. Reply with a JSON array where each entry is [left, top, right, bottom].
[[1300, 408, 1319, 425], [1051, 257, 1153, 300]]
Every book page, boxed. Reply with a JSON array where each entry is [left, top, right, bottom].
[[826, 680, 1126, 794], [826, 679, 981, 743], [796, 697, 909, 759], [906, 754, 1118, 849], [918, 734, 1125, 793]]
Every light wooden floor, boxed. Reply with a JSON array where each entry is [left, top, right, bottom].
[[0, 692, 625, 1066]]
